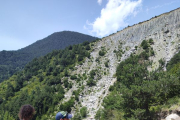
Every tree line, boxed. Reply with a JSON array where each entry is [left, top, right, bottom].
[[0, 41, 93, 120]]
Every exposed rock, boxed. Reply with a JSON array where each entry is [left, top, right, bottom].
[[59, 8, 180, 119], [165, 114, 180, 120], [82, 8, 180, 119]]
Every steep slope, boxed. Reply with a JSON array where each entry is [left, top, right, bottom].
[[0, 7, 180, 120], [0, 42, 93, 120], [44, 7, 180, 120], [67, 7, 180, 119], [0, 31, 97, 82]]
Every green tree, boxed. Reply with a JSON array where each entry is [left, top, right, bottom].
[[141, 40, 149, 50], [80, 107, 87, 118], [87, 78, 96, 86], [5, 83, 14, 100]]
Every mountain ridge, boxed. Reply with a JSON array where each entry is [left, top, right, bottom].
[[105, 7, 180, 38], [0, 31, 98, 82], [69, 7, 180, 119], [0, 7, 180, 120]]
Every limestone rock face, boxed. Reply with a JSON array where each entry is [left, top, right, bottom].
[[83, 8, 180, 119], [165, 114, 180, 120], [64, 8, 180, 120], [103, 8, 180, 69]]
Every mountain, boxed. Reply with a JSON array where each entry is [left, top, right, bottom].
[[18, 31, 98, 57], [0, 31, 98, 82], [0, 8, 180, 120]]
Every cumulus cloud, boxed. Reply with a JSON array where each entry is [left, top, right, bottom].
[[86, 0, 142, 37], [98, 0, 102, 5]]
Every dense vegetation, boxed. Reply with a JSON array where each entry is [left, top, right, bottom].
[[0, 31, 97, 83], [0, 41, 94, 120], [1, 36, 180, 120], [96, 39, 180, 120]]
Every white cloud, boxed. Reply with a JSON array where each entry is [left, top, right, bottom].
[[98, 0, 102, 5], [86, 0, 142, 37]]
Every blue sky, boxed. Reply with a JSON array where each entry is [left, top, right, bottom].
[[0, 0, 180, 51]]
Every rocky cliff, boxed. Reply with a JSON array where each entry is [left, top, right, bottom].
[[60, 8, 180, 119], [105, 7, 180, 67]]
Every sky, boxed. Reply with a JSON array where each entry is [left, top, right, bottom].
[[0, 0, 180, 51]]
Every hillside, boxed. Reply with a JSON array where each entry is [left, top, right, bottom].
[[18, 31, 97, 57], [0, 8, 180, 120], [0, 31, 97, 83]]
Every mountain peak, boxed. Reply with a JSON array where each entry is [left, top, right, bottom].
[[0, 31, 97, 82]]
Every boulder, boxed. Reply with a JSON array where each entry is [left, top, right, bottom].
[[165, 114, 180, 120]]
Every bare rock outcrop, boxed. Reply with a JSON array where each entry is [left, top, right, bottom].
[[62, 8, 180, 119], [82, 8, 180, 119]]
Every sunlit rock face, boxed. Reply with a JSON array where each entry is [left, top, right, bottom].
[[165, 113, 180, 120], [103, 8, 180, 69], [71, 8, 180, 119]]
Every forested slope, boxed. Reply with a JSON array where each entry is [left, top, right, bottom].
[[0, 41, 94, 120], [0, 31, 97, 83]]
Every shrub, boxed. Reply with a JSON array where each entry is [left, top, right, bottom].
[[99, 50, 106, 56], [150, 49, 155, 56], [96, 57, 100, 62], [105, 61, 109, 67], [166, 51, 180, 70], [90, 70, 97, 79], [141, 40, 149, 50], [87, 78, 96, 86], [86, 45, 91, 50], [82, 41, 89, 46], [149, 38, 154, 45], [135, 46, 138, 50], [140, 51, 149, 60], [70, 75, 77, 80], [80, 107, 87, 118], [78, 55, 84, 61]]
